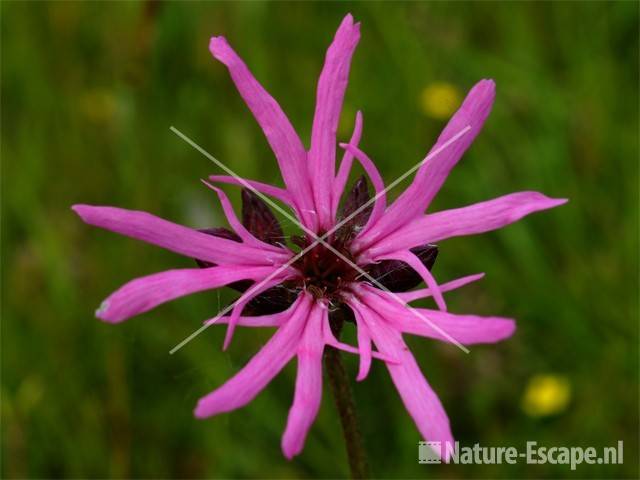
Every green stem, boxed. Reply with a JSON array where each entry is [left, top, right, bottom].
[[325, 315, 369, 479]]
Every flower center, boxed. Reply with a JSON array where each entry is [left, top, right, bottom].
[[292, 236, 360, 302]]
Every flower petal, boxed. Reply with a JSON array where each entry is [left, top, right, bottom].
[[193, 227, 241, 270], [356, 80, 496, 249], [202, 181, 283, 252], [402, 310, 515, 345], [351, 298, 454, 460], [281, 302, 326, 459], [96, 266, 277, 323], [204, 313, 283, 328], [204, 296, 301, 327], [194, 294, 312, 418], [397, 273, 485, 302], [222, 276, 290, 350], [351, 307, 372, 381], [364, 244, 438, 293], [209, 37, 316, 229], [363, 287, 515, 345], [208, 175, 293, 207], [309, 14, 361, 229], [332, 111, 363, 219], [375, 250, 447, 311], [72, 205, 290, 266], [366, 192, 568, 258], [338, 143, 386, 233], [321, 314, 398, 364]]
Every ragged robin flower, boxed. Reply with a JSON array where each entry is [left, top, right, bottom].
[[72, 14, 566, 460]]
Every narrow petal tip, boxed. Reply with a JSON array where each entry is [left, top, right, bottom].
[[461, 79, 496, 116], [335, 13, 361, 43], [530, 193, 569, 209], [504, 319, 517, 339], [281, 442, 300, 461], [95, 300, 111, 321], [209, 36, 232, 62], [481, 78, 496, 87], [95, 300, 125, 324], [193, 400, 210, 419], [71, 204, 91, 221], [200, 178, 220, 194], [476, 78, 496, 94], [340, 13, 355, 28]]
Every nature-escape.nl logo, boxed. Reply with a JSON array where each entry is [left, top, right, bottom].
[[419, 441, 624, 470]]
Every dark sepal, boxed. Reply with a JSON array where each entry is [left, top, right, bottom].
[[365, 244, 438, 292], [241, 282, 299, 316], [335, 175, 373, 244], [194, 227, 252, 292], [241, 189, 285, 246]]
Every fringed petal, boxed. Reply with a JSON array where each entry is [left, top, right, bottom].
[[71, 205, 289, 266], [209, 37, 316, 230], [281, 302, 326, 459], [96, 266, 277, 323], [365, 192, 567, 258], [309, 14, 361, 229], [355, 80, 496, 249], [194, 294, 312, 418]]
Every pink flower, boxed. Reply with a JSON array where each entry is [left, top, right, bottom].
[[72, 14, 566, 460]]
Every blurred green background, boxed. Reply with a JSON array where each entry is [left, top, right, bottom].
[[2, 1, 638, 478]]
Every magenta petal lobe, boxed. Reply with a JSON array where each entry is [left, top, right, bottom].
[[208, 37, 316, 230], [281, 302, 326, 459], [309, 14, 361, 229], [366, 192, 567, 259], [97, 266, 278, 323], [356, 79, 496, 248], [71, 204, 290, 266], [351, 299, 455, 460], [195, 295, 312, 418]]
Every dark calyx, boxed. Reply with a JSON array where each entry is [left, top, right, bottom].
[[194, 178, 438, 316]]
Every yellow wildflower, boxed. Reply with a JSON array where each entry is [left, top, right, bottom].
[[522, 374, 571, 417], [420, 82, 462, 120]]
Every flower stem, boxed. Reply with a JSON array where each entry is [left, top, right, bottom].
[[325, 315, 369, 479]]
